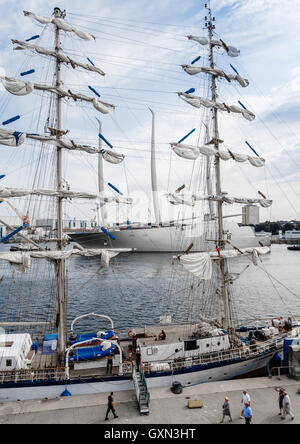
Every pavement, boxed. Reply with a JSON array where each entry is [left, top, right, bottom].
[[0, 376, 299, 424]]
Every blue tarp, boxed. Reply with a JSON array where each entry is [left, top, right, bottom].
[[68, 344, 116, 362], [68, 330, 114, 346]]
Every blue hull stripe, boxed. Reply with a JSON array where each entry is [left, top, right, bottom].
[[0, 351, 273, 390]]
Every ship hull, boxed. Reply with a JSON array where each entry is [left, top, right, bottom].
[[67, 222, 271, 253], [0, 349, 276, 403]]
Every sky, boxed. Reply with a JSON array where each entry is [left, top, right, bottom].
[[0, 0, 300, 225]]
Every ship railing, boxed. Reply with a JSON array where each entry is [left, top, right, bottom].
[[0, 368, 66, 384], [143, 336, 284, 374], [269, 366, 294, 379]]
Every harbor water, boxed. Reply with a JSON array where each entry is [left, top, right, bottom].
[[0, 244, 299, 334]]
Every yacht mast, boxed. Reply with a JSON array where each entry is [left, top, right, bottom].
[[205, 3, 230, 331], [149, 108, 161, 225], [54, 7, 67, 361]]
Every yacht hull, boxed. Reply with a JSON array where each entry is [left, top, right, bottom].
[[67, 223, 271, 253]]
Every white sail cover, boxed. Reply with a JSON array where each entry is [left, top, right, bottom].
[[0, 187, 133, 204], [0, 77, 34, 96], [1, 73, 114, 115], [178, 92, 255, 121], [0, 131, 125, 158], [101, 149, 125, 164], [178, 247, 270, 280], [167, 192, 272, 208], [23, 11, 96, 41], [171, 143, 265, 167], [182, 65, 249, 88], [0, 248, 133, 272], [187, 35, 240, 57], [0, 129, 26, 147]]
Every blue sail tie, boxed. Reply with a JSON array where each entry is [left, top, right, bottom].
[[230, 64, 239, 75], [245, 141, 259, 157], [25, 35, 40, 42], [2, 115, 21, 126], [88, 86, 101, 98], [99, 133, 113, 149], [13, 131, 24, 145], [108, 183, 123, 195], [238, 100, 247, 110], [191, 56, 201, 65], [185, 88, 195, 95], [20, 69, 35, 77], [87, 58, 95, 66], [178, 128, 196, 144]]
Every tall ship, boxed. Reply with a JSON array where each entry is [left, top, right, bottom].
[[0, 5, 298, 405]]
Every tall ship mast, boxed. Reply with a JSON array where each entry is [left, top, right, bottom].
[[0, 5, 298, 405]]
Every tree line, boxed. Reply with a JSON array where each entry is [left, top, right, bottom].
[[252, 221, 300, 235]]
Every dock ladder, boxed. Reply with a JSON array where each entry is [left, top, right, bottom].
[[132, 366, 150, 415]]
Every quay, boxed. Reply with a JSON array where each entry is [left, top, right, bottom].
[[0, 376, 298, 424]]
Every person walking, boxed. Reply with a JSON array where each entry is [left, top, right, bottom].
[[105, 392, 118, 420], [219, 397, 233, 423], [243, 402, 253, 424], [106, 351, 114, 375], [136, 349, 141, 372], [240, 390, 251, 418], [275, 388, 284, 416], [281, 391, 295, 421]]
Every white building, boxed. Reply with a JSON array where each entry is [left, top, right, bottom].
[[242, 205, 260, 225], [0, 334, 33, 371]]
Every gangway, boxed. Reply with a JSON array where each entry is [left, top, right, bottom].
[[132, 366, 150, 415]]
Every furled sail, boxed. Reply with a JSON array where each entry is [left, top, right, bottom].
[[178, 92, 255, 121], [187, 35, 240, 57], [0, 130, 126, 161], [0, 247, 134, 272], [12, 40, 105, 76], [101, 149, 125, 164], [177, 247, 270, 280], [0, 187, 133, 204], [171, 142, 265, 167], [0, 129, 26, 147], [0, 130, 126, 162], [0, 77, 34, 95], [1, 74, 114, 114], [23, 11, 96, 41], [166, 192, 272, 208], [182, 65, 249, 87]]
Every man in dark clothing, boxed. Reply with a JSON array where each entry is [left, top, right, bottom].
[[105, 392, 118, 420], [106, 351, 114, 375], [136, 349, 141, 372], [158, 330, 166, 340]]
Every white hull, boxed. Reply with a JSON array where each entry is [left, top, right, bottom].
[[67, 222, 271, 253], [0, 350, 274, 403]]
